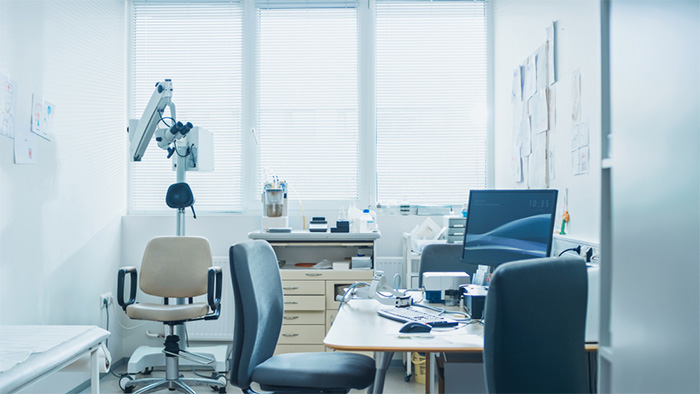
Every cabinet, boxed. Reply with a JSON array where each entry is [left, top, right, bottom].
[[248, 231, 380, 354]]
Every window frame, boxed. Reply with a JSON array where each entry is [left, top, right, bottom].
[[128, 0, 493, 215]]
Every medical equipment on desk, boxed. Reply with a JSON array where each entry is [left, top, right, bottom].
[[262, 178, 290, 232], [422, 271, 471, 303], [337, 271, 412, 307]]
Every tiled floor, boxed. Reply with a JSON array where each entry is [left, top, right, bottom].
[[91, 364, 425, 394]]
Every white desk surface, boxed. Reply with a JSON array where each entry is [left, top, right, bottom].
[[0, 325, 109, 393], [324, 300, 484, 353]]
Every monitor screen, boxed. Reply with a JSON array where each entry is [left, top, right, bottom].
[[461, 189, 558, 268]]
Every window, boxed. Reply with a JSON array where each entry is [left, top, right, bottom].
[[128, 0, 488, 213], [130, 0, 243, 212], [256, 1, 359, 202], [375, 0, 488, 205]]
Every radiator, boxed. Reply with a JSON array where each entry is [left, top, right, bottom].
[[186, 256, 235, 341], [375, 257, 404, 289]]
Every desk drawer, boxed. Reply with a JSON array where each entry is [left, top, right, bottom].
[[282, 280, 324, 295], [283, 295, 325, 311], [283, 311, 325, 325], [278, 325, 326, 344]]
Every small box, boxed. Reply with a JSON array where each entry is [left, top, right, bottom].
[[351, 256, 372, 269], [332, 261, 350, 270], [423, 272, 471, 303]]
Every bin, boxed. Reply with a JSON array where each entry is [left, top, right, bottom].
[[411, 352, 426, 384]]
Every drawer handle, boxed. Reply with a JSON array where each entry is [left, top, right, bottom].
[[305, 273, 322, 277], [284, 301, 298, 305], [284, 316, 299, 320], [282, 333, 300, 337], [283, 286, 300, 290]]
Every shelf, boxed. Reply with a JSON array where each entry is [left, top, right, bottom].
[[249, 230, 381, 242]]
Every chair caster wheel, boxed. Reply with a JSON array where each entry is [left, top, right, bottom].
[[211, 374, 227, 392], [119, 375, 135, 393]]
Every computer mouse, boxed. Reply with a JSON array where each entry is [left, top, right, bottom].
[[399, 322, 432, 333]]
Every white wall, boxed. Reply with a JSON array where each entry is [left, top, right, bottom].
[[0, 0, 126, 389], [492, 0, 601, 244]]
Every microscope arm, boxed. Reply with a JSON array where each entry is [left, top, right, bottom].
[[128, 80, 175, 161]]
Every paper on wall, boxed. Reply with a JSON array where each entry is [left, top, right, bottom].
[[512, 142, 523, 183], [523, 57, 537, 100], [511, 66, 522, 103], [529, 89, 548, 134], [535, 43, 547, 91], [42, 100, 56, 139], [30, 93, 51, 141], [572, 69, 582, 122], [518, 115, 531, 158], [1, 75, 17, 139], [547, 85, 556, 131], [528, 131, 548, 188], [546, 21, 556, 85]]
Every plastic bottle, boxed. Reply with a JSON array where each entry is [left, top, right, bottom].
[[359, 209, 374, 233], [348, 202, 362, 233]]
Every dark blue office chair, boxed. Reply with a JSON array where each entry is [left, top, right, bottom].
[[418, 243, 477, 288], [229, 240, 376, 394], [483, 256, 589, 393]]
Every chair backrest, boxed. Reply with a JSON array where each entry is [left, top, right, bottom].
[[228, 240, 284, 389], [139, 236, 212, 298], [483, 256, 588, 393], [418, 243, 476, 288]]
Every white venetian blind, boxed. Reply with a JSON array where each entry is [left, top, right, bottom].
[[256, 0, 359, 201], [375, 0, 488, 205], [130, 0, 242, 212]]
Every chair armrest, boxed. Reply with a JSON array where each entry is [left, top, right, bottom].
[[117, 266, 137, 312], [206, 266, 223, 318]]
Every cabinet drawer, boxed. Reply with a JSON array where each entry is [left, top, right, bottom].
[[283, 311, 325, 325], [283, 295, 325, 311], [274, 344, 327, 355], [282, 280, 325, 295], [278, 325, 326, 344]]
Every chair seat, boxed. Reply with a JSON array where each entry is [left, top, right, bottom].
[[252, 352, 376, 391], [126, 302, 209, 322]]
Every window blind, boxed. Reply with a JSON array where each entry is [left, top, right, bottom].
[[130, 0, 242, 213], [375, 0, 488, 205], [256, 1, 359, 201]]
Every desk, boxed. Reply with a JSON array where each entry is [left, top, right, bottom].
[[324, 300, 483, 394], [0, 325, 110, 394], [324, 299, 598, 394]]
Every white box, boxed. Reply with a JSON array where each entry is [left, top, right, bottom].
[[351, 256, 372, 269], [423, 272, 471, 302], [172, 127, 214, 171], [333, 262, 350, 270]]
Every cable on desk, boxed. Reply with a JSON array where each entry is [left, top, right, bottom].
[[337, 282, 371, 312], [558, 245, 582, 257]]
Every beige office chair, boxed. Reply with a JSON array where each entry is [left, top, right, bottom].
[[117, 236, 226, 394]]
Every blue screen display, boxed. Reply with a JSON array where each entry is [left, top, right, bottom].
[[461, 189, 558, 267]]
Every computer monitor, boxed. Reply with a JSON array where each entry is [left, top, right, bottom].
[[461, 189, 558, 268]]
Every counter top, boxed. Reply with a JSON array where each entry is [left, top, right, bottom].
[[248, 230, 381, 241]]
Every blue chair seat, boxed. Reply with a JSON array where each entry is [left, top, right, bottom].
[[253, 352, 376, 391]]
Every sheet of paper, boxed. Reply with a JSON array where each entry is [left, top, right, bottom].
[[30, 93, 51, 141], [549, 148, 556, 180], [571, 122, 581, 152], [523, 57, 537, 100], [547, 85, 556, 131], [1, 75, 17, 139], [512, 142, 523, 183], [546, 22, 556, 85], [14, 127, 37, 164], [535, 43, 547, 91], [511, 66, 522, 103], [41, 100, 55, 140], [528, 131, 548, 188], [572, 69, 582, 122], [579, 120, 589, 148], [529, 89, 548, 134], [519, 115, 531, 158]]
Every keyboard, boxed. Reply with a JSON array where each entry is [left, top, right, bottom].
[[377, 306, 458, 328]]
